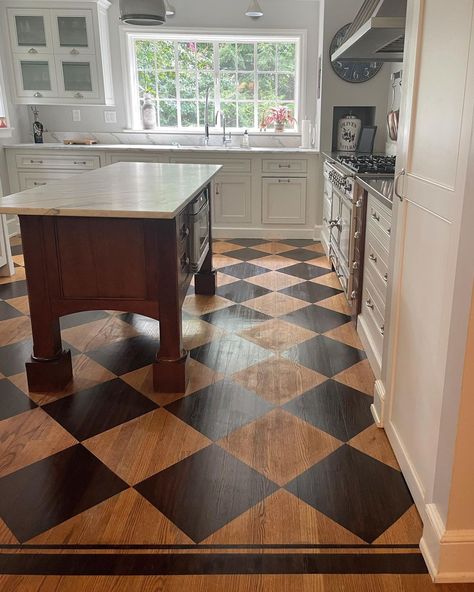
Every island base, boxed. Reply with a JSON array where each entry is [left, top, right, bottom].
[[153, 352, 189, 393], [25, 350, 73, 393], [195, 271, 216, 295]]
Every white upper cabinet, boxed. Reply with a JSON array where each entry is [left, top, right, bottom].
[[5, 1, 113, 105]]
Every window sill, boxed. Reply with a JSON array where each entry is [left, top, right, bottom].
[[122, 129, 302, 137]]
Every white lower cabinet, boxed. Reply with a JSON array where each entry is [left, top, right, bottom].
[[262, 177, 307, 225], [213, 175, 252, 225]]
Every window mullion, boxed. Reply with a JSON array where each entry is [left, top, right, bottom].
[[175, 41, 181, 128], [214, 41, 220, 120]]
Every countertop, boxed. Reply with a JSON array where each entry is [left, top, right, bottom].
[[5, 143, 320, 154], [356, 177, 394, 210], [0, 162, 222, 219]]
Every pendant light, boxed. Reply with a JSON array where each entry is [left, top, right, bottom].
[[245, 0, 263, 18], [119, 0, 166, 26], [165, 0, 175, 16]]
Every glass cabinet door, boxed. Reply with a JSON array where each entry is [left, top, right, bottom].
[[8, 10, 53, 54], [56, 57, 99, 99], [52, 11, 95, 55], [14, 56, 57, 98]]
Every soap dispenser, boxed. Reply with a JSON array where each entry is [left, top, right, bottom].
[[241, 130, 250, 148]]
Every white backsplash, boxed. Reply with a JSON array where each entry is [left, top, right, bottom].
[[41, 130, 302, 149]]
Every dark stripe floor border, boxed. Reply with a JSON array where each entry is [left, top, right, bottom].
[[0, 544, 421, 550], [0, 553, 428, 576]]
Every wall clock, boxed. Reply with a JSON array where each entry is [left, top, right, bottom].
[[329, 23, 383, 83]]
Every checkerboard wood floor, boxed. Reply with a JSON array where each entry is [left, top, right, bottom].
[[0, 237, 450, 590]]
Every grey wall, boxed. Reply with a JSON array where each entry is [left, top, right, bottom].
[[22, 0, 320, 139]]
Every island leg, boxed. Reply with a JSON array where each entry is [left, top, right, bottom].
[[154, 301, 189, 393], [20, 216, 73, 392]]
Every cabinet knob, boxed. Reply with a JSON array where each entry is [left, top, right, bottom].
[[180, 253, 190, 270], [74, 92, 84, 99], [180, 225, 190, 240], [383, 273, 388, 283], [369, 253, 377, 263], [372, 212, 380, 222], [355, 199, 363, 208], [366, 299, 374, 310], [215, 183, 220, 196], [70, 48, 80, 55], [28, 48, 38, 54], [33, 92, 43, 98], [352, 261, 359, 270], [350, 290, 357, 300], [354, 230, 361, 239], [380, 325, 385, 336]]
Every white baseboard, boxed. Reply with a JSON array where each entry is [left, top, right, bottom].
[[356, 315, 381, 379], [371, 379, 386, 426], [213, 226, 320, 240]]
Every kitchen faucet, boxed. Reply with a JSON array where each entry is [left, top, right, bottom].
[[204, 86, 211, 146], [215, 110, 232, 146]]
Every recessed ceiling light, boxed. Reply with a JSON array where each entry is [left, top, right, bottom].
[[245, 0, 263, 18], [119, 0, 166, 26]]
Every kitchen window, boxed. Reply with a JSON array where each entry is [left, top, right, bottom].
[[123, 31, 302, 132]]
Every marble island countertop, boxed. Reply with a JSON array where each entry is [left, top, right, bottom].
[[6, 143, 319, 154], [0, 162, 222, 219]]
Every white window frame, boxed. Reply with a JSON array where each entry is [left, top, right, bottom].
[[120, 27, 306, 133]]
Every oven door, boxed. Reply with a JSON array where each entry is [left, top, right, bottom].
[[188, 190, 210, 272]]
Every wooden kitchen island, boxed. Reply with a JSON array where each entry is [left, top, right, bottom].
[[0, 162, 221, 393]]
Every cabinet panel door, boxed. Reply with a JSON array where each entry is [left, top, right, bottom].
[[262, 178, 307, 225], [51, 10, 95, 55], [8, 9, 53, 54], [55, 56, 100, 100], [213, 176, 252, 224], [13, 55, 58, 99]]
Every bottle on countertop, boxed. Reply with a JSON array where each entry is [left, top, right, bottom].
[[31, 106, 44, 144], [241, 129, 250, 148], [141, 94, 157, 130]]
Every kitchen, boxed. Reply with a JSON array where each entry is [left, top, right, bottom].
[[0, 0, 473, 589]]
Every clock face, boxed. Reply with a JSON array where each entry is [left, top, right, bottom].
[[330, 24, 383, 83]]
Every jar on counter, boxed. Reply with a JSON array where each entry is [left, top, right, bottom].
[[337, 113, 362, 151], [142, 94, 157, 130]]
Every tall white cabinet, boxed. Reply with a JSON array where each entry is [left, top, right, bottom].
[[381, 0, 474, 582], [4, 0, 113, 105]]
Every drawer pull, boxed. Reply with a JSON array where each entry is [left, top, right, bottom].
[[70, 48, 80, 55], [278, 164, 291, 168], [215, 183, 220, 196], [354, 230, 361, 239], [366, 299, 374, 310], [73, 161, 87, 165], [388, 227, 391, 235], [33, 92, 43, 98], [350, 290, 357, 300], [383, 273, 388, 283], [33, 181, 46, 186], [28, 48, 38, 54], [355, 199, 363, 208], [278, 179, 291, 183], [30, 159, 44, 164], [380, 325, 385, 336], [372, 212, 381, 222], [74, 92, 84, 99], [352, 261, 359, 270], [369, 253, 377, 263], [180, 254, 190, 270]]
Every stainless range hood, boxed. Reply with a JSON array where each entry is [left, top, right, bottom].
[[331, 0, 406, 63]]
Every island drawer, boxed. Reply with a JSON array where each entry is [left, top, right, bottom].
[[169, 157, 251, 174], [15, 153, 101, 170], [262, 159, 307, 174]]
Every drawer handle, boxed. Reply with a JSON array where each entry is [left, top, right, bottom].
[[278, 164, 291, 168], [180, 254, 190, 270], [33, 181, 46, 186], [354, 230, 361, 239], [215, 183, 220, 196], [366, 299, 374, 310], [33, 92, 43, 98], [30, 159, 44, 164], [278, 179, 291, 183], [369, 253, 377, 263], [372, 212, 380, 222], [380, 325, 385, 336], [180, 225, 190, 240], [74, 92, 84, 99], [355, 199, 363, 208], [28, 48, 38, 54], [70, 48, 80, 55], [352, 261, 359, 270], [73, 161, 87, 165], [383, 273, 388, 283], [388, 227, 391, 235]]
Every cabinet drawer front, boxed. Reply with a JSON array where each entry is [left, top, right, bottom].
[[365, 229, 389, 285], [109, 153, 162, 164], [169, 157, 251, 174], [18, 170, 82, 190], [262, 159, 307, 174], [362, 276, 385, 354], [364, 261, 388, 307], [262, 177, 307, 225], [15, 153, 101, 170], [367, 196, 392, 248]]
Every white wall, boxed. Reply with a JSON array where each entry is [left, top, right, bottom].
[[21, 0, 320, 139], [318, 0, 391, 153]]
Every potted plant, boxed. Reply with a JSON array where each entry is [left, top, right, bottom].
[[262, 106, 296, 132]]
